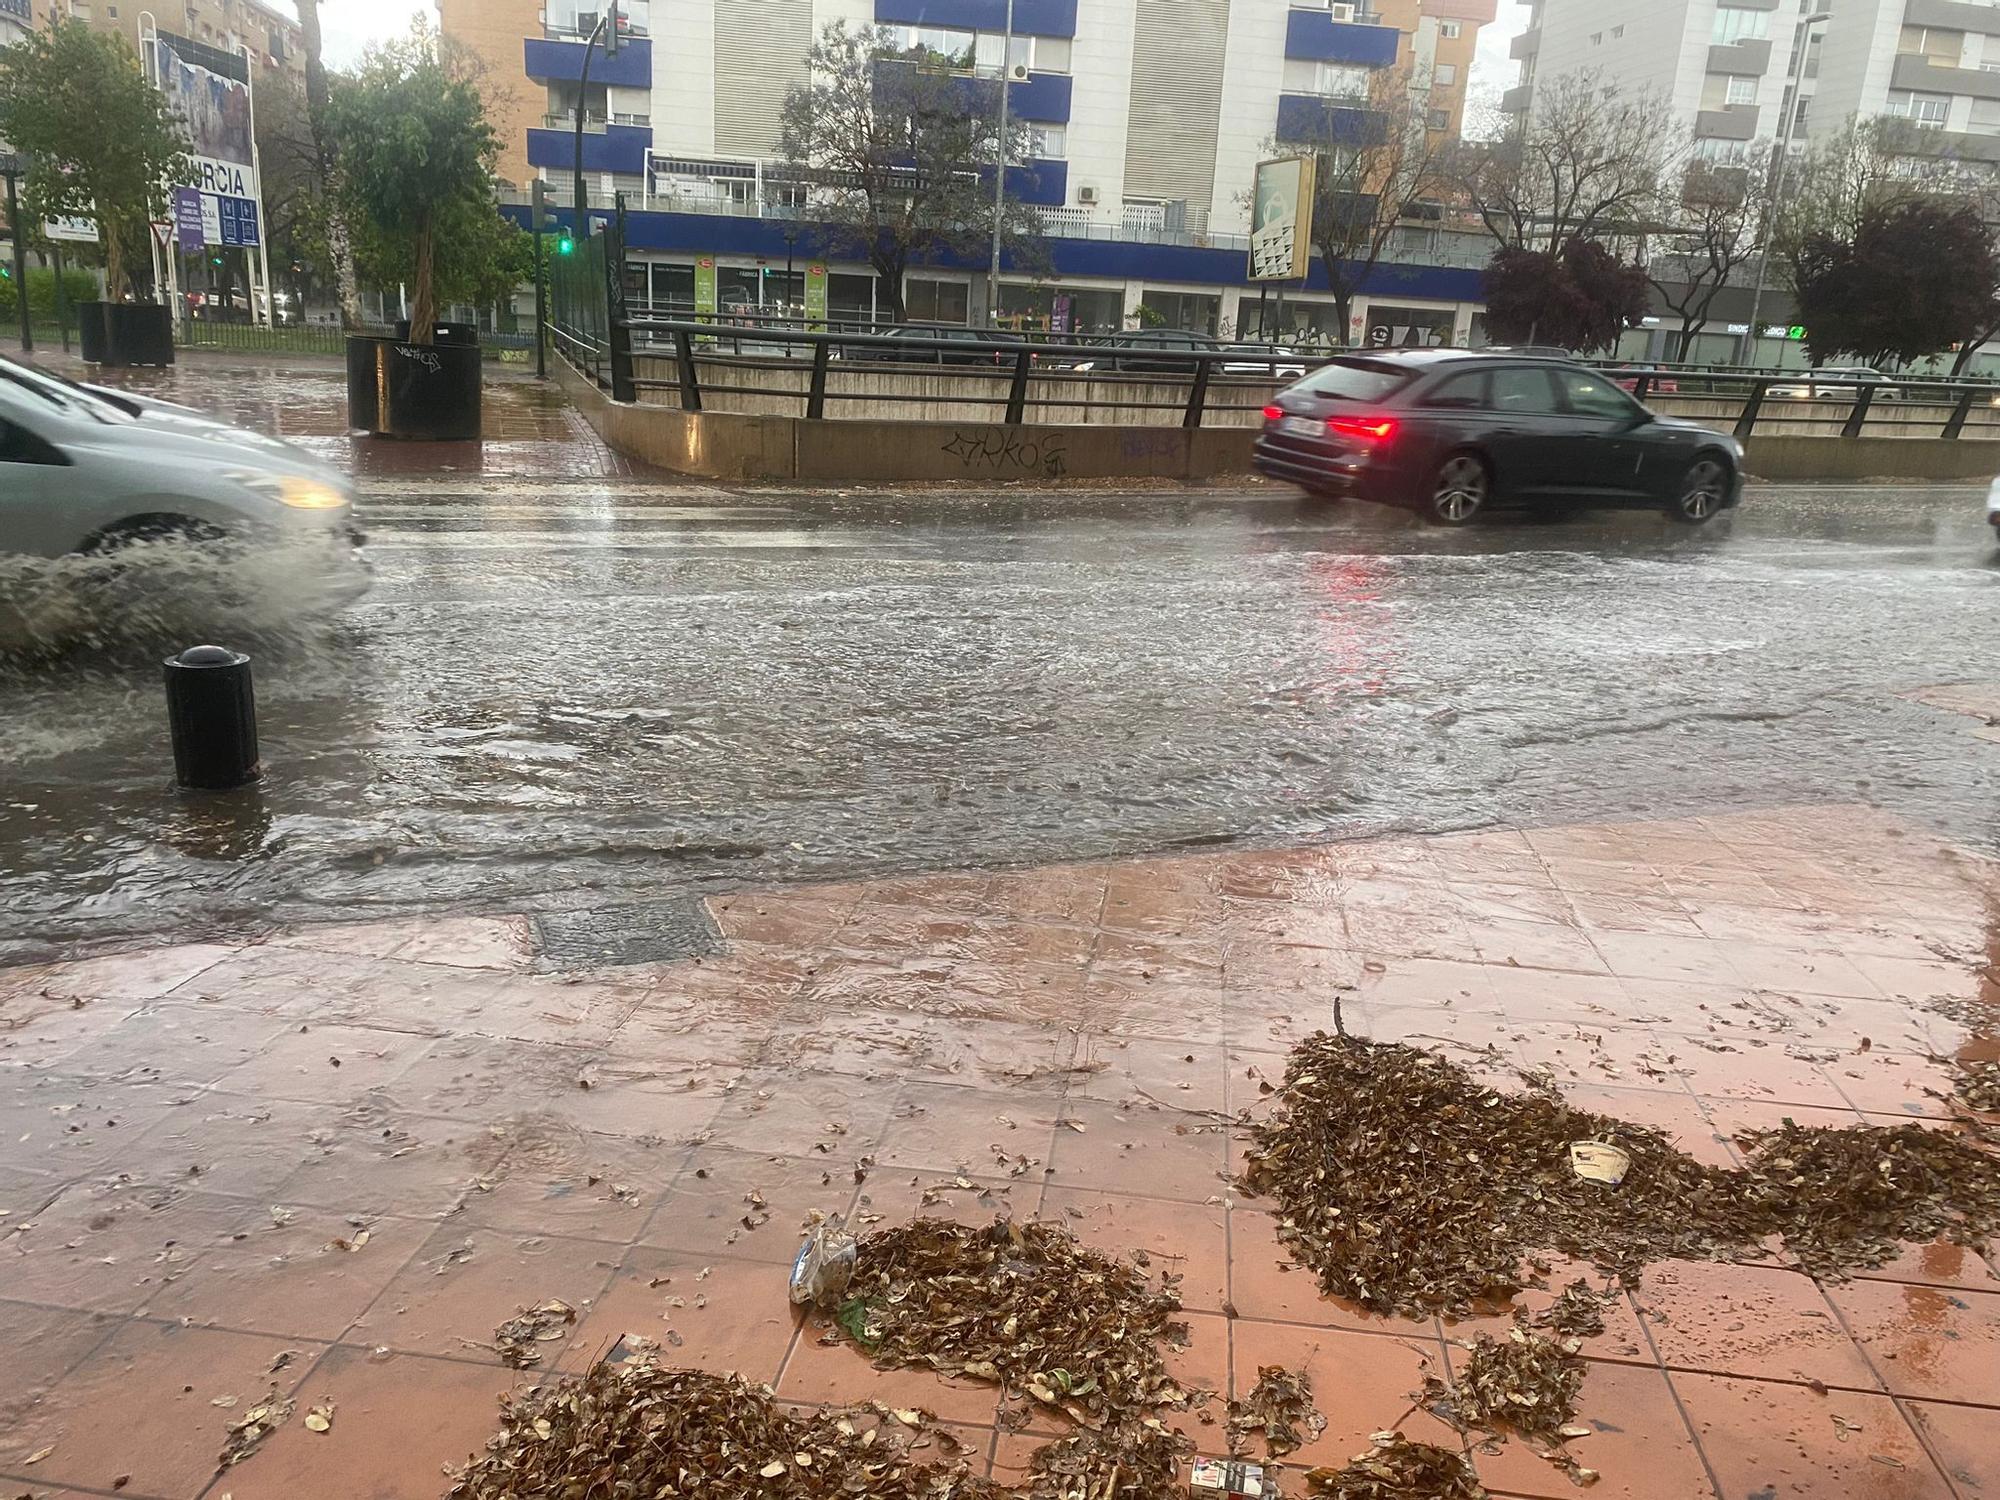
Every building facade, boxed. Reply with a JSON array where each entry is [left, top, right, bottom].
[[1510, 0, 2000, 170], [36, 0, 303, 77], [0, 0, 30, 47], [452, 0, 1498, 339]]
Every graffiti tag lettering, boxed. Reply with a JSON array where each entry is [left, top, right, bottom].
[[940, 427, 1069, 479]]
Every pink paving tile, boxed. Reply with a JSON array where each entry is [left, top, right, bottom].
[[700, 1068, 901, 1158], [1721, 942, 1885, 999], [556, 1246, 799, 1383], [1039, 1186, 1229, 1314], [1635, 1260, 1882, 1391], [780, 1320, 1001, 1425], [210, 1022, 432, 1104], [851, 1169, 1035, 1231], [1045, 1095, 1229, 1204], [216, 1345, 526, 1500], [272, 1103, 505, 1220], [453, 1126, 684, 1242], [1650, 1036, 1852, 1108], [0, 1070, 186, 1181], [638, 1145, 858, 1264], [0, 1321, 326, 1498], [1829, 1280, 2000, 1404], [1905, 1399, 2000, 1497], [1854, 1240, 2000, 1293], [36, 1001, 294, 1091], [1509, 1021, 1700, 1093], [347, 1223, 622, 1364], [878, 1081, 1061, 1178], [1065, 1034, 1230, 1114], [1229, 1318, 1459, 1473], [1550, 1085, 1738, 1171], [2, 1180, 257, 1315], [1467, 1358, 1715, 1500], [1589, 931, 1744, 987], [1673, 1372, 1954, 1500], [3, 943, 240, 1005], [1697, 1096, 1866, 1158], [0, 1300, 120, 1431], [1826, 1053, 1966, 1119]]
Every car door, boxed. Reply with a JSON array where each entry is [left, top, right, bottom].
[[1548, 366, 1652, 497], [1482, 364, 1568, 497], [0, 392, 88, 558]]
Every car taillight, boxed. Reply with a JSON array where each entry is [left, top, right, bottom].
[[1261, 404, 1284, 421], [1327, 415, 1398, 443]]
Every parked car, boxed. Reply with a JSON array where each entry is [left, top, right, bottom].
[[840, 325, 1025, 366], [1607, 364, 1680, 395], [0, 354, 369, 598], [1767, 367, 1902, 400], [1253, 349, 1745, 526], [1059, 330, 1222, 373], [1218, 344, 1310, 379]]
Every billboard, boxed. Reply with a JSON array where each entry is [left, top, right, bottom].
[[156, 33, 261, 246], [1248, 156, 1316, 283]]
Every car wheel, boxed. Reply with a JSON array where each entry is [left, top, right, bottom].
[[1667, 456, 1731, 524], [1426, 452, 1488, 526]]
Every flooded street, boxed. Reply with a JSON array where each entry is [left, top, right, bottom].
[[3, 448, 1997, 958]]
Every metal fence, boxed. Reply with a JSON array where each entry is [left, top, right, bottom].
[[547, 208, 634, 399]]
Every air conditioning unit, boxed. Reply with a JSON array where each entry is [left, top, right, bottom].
[[1008, 62, 1031, 81], [1330, 1, 1356, 20], [1078, 184, 1099, 204]]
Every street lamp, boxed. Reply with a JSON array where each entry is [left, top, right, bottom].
[[1739, 8, 1831, 367], [571, 0, 622, 235], [986, 0, 1014, 328]]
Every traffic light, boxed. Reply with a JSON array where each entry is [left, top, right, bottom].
[[211, 253, 224, 267], [556, 228, 575, 256], [603, 0, 622, 55]]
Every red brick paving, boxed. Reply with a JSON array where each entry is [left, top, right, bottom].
[[3, 805, 1999, 1498]]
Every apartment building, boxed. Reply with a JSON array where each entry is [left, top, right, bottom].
[[1510, 0, 2000, 169], [0, 0, 31, 47], [449, 0, 1499, 338], [39, 0, 304, 76]]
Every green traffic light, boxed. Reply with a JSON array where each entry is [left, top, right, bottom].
[[556, 232, 575, 256]]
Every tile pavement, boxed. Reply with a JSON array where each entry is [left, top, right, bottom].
[[0, 806, 1997, 1498]]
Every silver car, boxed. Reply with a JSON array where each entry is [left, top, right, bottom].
[[0, 355, 368, 603]]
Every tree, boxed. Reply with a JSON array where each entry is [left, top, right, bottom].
[[1794, 199, 2000, 369], [326, 20, 501, 344], [1646, 153, 1769, 359], [1451, 71, 1675, 258], [1270, 64, 1452, 346], [0, 23, 191, 298], [296, 0, 362, 327], [252, 73, 332, 311], [778, 22, 1043, 322], [1483, 239, 1649, 352]]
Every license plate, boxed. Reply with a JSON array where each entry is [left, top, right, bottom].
[[1280, 415, 1322, 437]]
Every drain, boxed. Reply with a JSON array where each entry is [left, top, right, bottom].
[[534, 899, 723, 969]]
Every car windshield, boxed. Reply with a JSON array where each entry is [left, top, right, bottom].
[[1293, 358, 1412, 402], [0, 356, 132, 421]]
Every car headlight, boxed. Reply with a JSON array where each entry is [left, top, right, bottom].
[[227, 472, 350, 510], [1071, 360, 1096, 372]]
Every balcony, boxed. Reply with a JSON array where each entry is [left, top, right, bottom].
[[526, 122, 653, 174], [1694, 106, 1759, 140], [0, 0, 29, 20], [1708, 38, 1770, 75], [871, 0, 1078, 39], [1499, 83, 1533, 113], [1510, 26, 1539, 60], [1906, 0, 2000, 28], [1276, 95, 1391, 145], [524, 36, 652, 89], [1893, 52, 2000, 101], [543, 112, 652, 131], [1285, 10, 1400, 66]]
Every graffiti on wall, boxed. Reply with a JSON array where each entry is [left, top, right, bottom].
[[940, 428, 1069, 478]]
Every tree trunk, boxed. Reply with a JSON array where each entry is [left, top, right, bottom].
[[1332, 291, 1352, 347], [874, 251, 906, 321], [104, 223, 125, 302], [297, 0, 363, 329], [409, 219, 436, 344]]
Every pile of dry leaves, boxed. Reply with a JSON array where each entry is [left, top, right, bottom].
[[1425, 1330, 1584, 1447], [1954, 1060, 2000, 1114], [1243, 1035, 2000, 1315], [445, 1363, 1008, 1500], [1306, 1434, 1487, 1498], [835, 1217, 1192, 1422], [1227, 1365, 1325, 1458]]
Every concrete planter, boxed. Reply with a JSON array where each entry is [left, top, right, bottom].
[[346, 333, 481, 440], [77, 302, 175, 368]]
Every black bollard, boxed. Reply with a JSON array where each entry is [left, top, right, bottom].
[[163, 645, 260, 789]]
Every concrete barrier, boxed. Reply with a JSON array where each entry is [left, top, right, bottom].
[[561, 357, 1999, 485]]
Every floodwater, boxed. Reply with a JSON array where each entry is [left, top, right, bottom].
[[4, 468, 1997, 960]]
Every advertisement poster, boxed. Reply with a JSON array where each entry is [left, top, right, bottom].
[[157, 33, 261, 247], [173, 186, 205, 253], [1248, 156, 1316, 282], [694, 256, 717, 318], [804, 262, 827, 327]]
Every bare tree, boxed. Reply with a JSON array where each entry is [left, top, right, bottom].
[[1767, 117, 1922, 305], [1450, 71, 1675, 257], [1267, 64, 1453, 345], [296, 0, 362, 327], [1646, 150, 1769, 359]]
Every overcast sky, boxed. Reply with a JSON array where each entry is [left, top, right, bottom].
[[290, 0, 1534, 97]]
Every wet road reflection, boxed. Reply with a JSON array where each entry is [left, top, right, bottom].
[[2, 478, 1997, 957]]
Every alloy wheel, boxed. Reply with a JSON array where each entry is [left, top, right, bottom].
[[1432, 457, 1486, 524]]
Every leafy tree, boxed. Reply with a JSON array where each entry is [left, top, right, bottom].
[[1483, 239, 1649, 352], [295, 0, 363, 326], [1271, 63, 1452, 346], [778, 22, 1044, 322], [252, 72, 333, 310], [1452, 72, 1675, 257], [0, 23, 191, 298], [326, 19, 501, 343], [1794, 199, 2000, 368], [1646, 153, 1769, 359]]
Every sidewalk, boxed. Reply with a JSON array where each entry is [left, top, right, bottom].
[[2, 802, 1996, 1500]]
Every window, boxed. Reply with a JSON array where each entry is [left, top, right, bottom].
[[1889, 90, 1952, 125], [1590, 31, 1602, 45], [1899, 26, 1965, 64], [1439, 19, 1460, 38], [1434, 62, 1457, 86], [1973, 97, 2000, 135], [1694, 136, 1750, 163], [1611, 24, 1624, 38], [1556, 370, 1639, 421], [1726, 75, 1757, 105], [1489, 366, 1562, 414], [1712, 8, 1769, 44], [1033, 35, 1071, 73], [890, 23, 976, 68], [905, 277, 970, 324], [1316, 61, 1371, 97], [1424, 372, 1486, 409], [1028, 123, 1066, 158], [972, 30, 1032, 74], [1791, 95, 1810, 133], [1297, 359, 1413, 402], [1427, 107, 1451, 130]]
